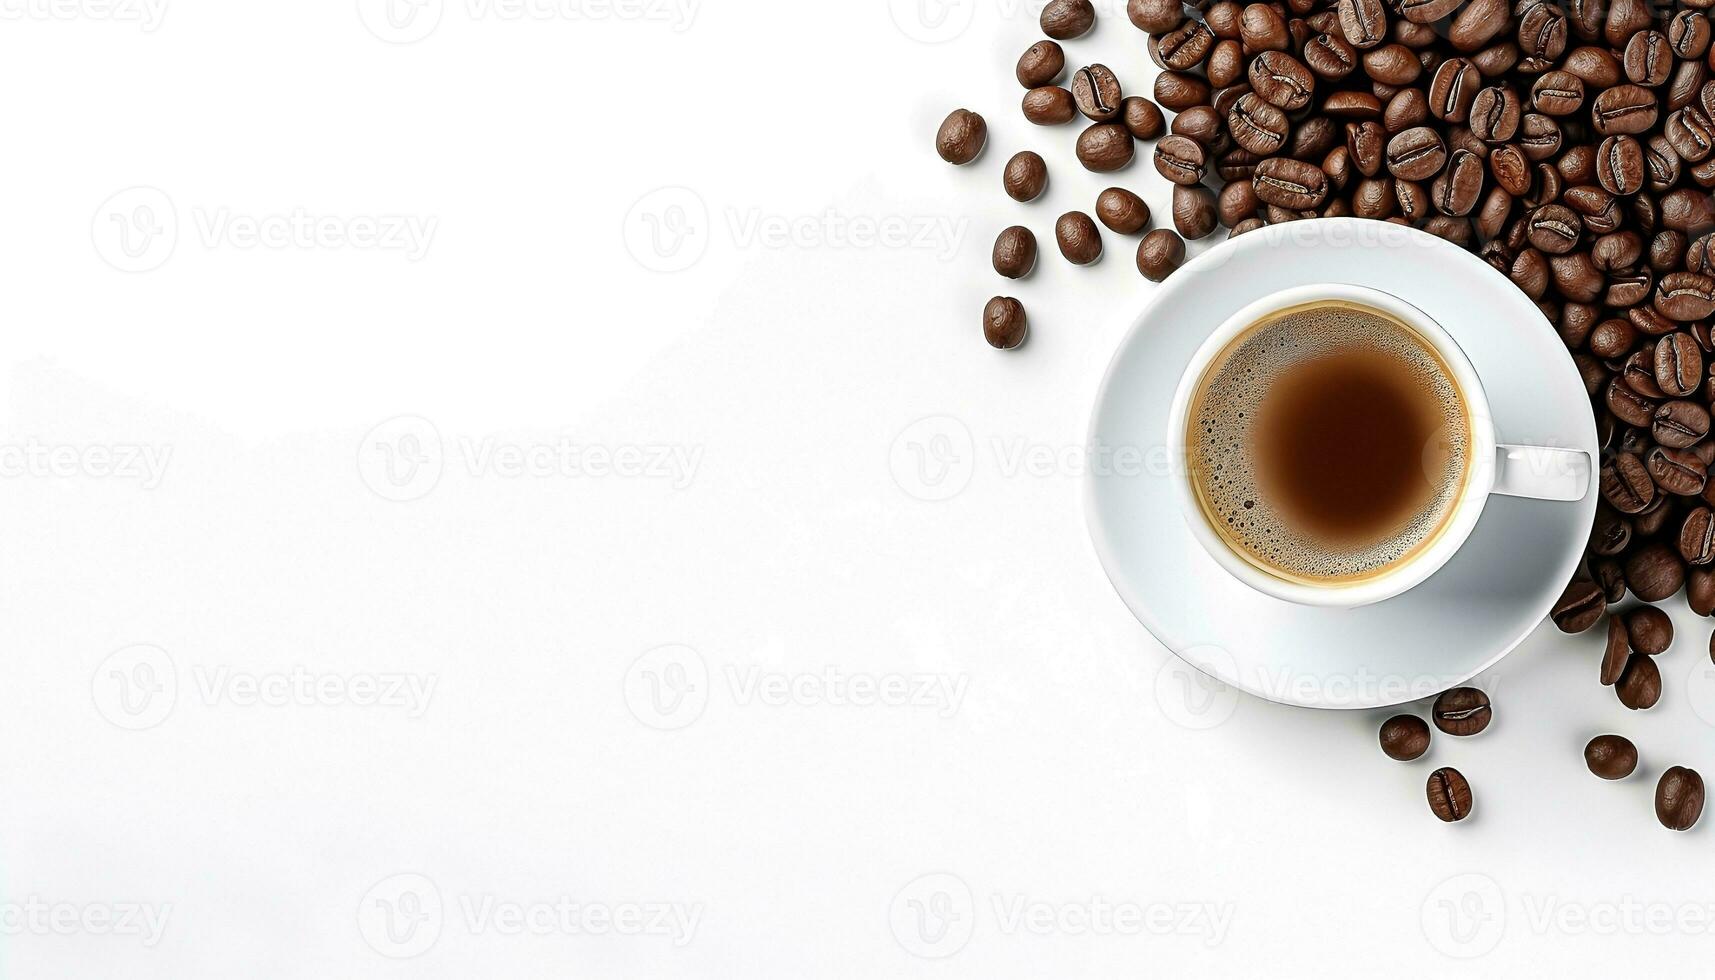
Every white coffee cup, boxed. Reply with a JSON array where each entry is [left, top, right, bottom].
[[1165, 282, 1594, 608]]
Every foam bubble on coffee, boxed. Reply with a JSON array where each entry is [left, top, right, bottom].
[[1187, 302, 1471, 584]]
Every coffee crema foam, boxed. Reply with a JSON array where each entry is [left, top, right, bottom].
[[1187, 302, 1472, 584]]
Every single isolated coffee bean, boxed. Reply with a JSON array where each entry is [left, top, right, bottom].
[[1055, 211, 1103, 265], [1657, 767, 1705, 830], [1076, 123, 1136, 172], [992, 227, 1038, 280], [935, 109, 987, 165], [1017, 40, 1066, 88], [1379, 714, 1431, 761], [1584, 734, 1638, 779], [1617, 653, 1663, 709], [1041, 0, 1096, 39], [1625, 605, 1674, 654], [983, 297, 1028, 350], [1426, 767, 1472, 822], [1137, 229, 1185, 281], [1003, 152, 1048, 203], [1432, 687, 1492, 736], [1096, 188, 1151, 234]]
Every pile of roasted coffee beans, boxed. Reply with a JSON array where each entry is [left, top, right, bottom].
[[936, 0, 1715, 826]]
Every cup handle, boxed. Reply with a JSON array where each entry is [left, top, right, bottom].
[[1491, 445, 1594, 502]]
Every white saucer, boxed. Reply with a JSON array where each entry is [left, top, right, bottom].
[[1084, 218, 1599, 710]]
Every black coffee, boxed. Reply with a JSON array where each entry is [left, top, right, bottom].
[[1186, 301, 1472, 584]]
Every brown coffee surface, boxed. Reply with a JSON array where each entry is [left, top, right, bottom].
[[1187, 301, 1471, 584]]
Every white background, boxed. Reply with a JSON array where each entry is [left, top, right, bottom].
[[4, 0, 1715, 976]]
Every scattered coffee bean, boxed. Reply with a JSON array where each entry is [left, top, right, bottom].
[[1017, 40, 1066, 88], [1617, 652, 1662, 709], [1077, 123, 1136, 172], [1023, 86, 1078, 125], [992, 226, 1038, 280], [1656, 766, 1705, 830], [1096, 188, 1151, 234], [1055, 211, 1103, 265], [1379, 714, 1431, 761], [1003, 152, 1048, 203], [1137, 229, 1185, 281], [1432, 687, 1492, 736], [1427, 767, 1472, 822], [1625, 605, 1674, 654], [983, 297, 1028, 350], [1553, 578, 1606, 633], [1584, 734, 1638, 779], [1041, 0, 1096, 40], [936, 109, 987, 165], [1122, 96, 1166, 139], [1073, 64, 1124, 121]]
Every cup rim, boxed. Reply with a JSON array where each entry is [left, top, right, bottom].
[[1165, 281, 1499, 608]]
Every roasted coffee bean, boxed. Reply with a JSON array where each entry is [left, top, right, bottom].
[[1430, 148, 1485, 215], [1649, 446, 1709, 496], [1471, 40, 1522, 77], [1597, 135, 1646, 195], [1077, 123, 1136, 172], [1469, 85, 1521, 142], [1322, 145, 1354, 189], [1327, 90, 1384, 118], [1476, 187, 1514, 238], [992, 226, 1038, 280], [1564, 45, 1623, 88], [1429, 57, 1481, 122], [1625, 606, 1674, 655], [1623, 351, 1666, 396], [1668, 60, 1707, 113], [1096, 188, 1151, 234], [1657, 333, 1704, 396], [1552, 578, 1607, 632], [1565, 185, 1621, 233], [1602, 615, 1631, 685], [1154, 135, 1206, 185], [1627, 541, 1687, 601], [1288, 116, 1340, 160], [1592, 231, 1643, 272], [1208, 40, 1245, 88], [1605, 0, 1654, 47], [1607, 267, 1655, 308], [1681, 507, 1715, 565], [1656, 401, 1712, 447], [1170, 105, 1224, 145], [1518, 114, 1564, 162], [1379, 714, 1431, 761], [1227, 92, 1290, 156], [1017, 40, 1066, 88], [1023, 87, 1077, 125], [1661, 188, 1715, 234], [1217, 147, 1262, 182], [1559, 143, 1597, 184], [1385, 126, 1446, 180], [1400, 0, 1461, 25], [1056, 212, 1103, 265], [1041, 0, 1096, 39], [1217, 180, 1259, 226], [1240, 3, 1290, 52], [1658, 272, 1715, 321], [1348, 176, 1393, 217], [1154, 71, 1211, 111], [1671, 11, 1712, 60], [1597, 557, 1630, 602], [1383, 88, 1430, 132], [1624, 31, 1671, 88], [1173, 184, 1219, 239], [1593, 84, 1660, 136], [1432, 687, 1492, 736], [1121, 96, 1166, 140], [1668, 106, 1715, 163], [1552, 251, 1604, 302], [1348, 120, 1386, 176], [1426, 767, 1472, 822], [1531, 71, 1585, 116], [1365, 43, 1421, 86], [1073, 64, 1124, 121], [1488, 145, 1529, 195], [1450, 0, 1509, 53], [1694, 569, 1715, 614], [1003, 152, 1049, 203], [1136, 228, 1185, 281], [1251, 50, 1315, 110], [1338, 0, 1388, 51], [1152, 20, 1216, 71], [1254, 156, 1329, 209], [1602, 451, 1657, 512], [1657, 767, 1705, 830], [1630, 305, 1678, 337], [936, 109, 987, 165], [1305, 31, 1358, 79], [1128, 0, 1185, 33], [1618, 653, 1663, 708], [1205, 0, 1241, 37], [983, 297, 1028, 350], [1526, 204, 1581, 253], [1585, 734, 1638, 779], [1651, 231, 1689, 273], [1518, 0, 1568, 63], [1510, 247, 1550, 297]]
